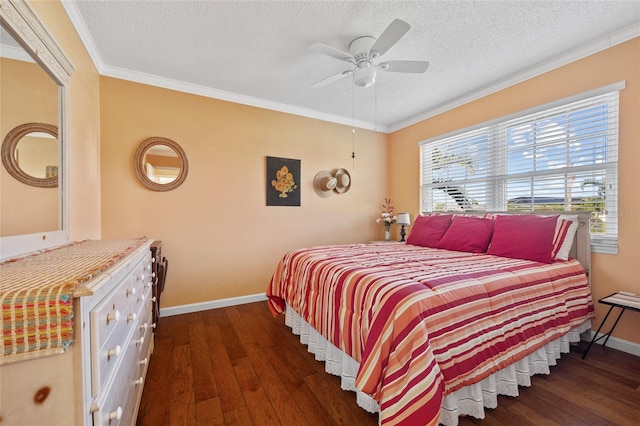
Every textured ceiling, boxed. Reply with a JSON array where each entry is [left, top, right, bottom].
[[63, 1, 640, 132]]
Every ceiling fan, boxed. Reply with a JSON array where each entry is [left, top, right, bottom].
[[310, 19, 429, 89]]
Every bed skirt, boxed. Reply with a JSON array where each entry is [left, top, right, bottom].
[[284, 304, 591, 426]]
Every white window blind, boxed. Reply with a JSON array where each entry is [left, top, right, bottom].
[[419, 83, 622, 254]]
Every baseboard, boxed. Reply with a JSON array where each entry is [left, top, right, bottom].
[[583, 331, 640, 357], [160, 293, 268, 317]]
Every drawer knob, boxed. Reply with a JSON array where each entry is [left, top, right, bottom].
[[137, 294, 146, 303], [107, 310, 120, 324], [140, 357, 148, 366], [136, 336, 144, 347], [108, 407, 123, 420], [151, 297, 157, 303], [126, 287, 137, 296], [137, 274, 145, 281], [134, 376, 144, 386], [152, 272, 156, 278], [140, 322, 148, 331], [107, 345, 121, 359], [151, 323, 157, 329], [127, 313, 137, 323]]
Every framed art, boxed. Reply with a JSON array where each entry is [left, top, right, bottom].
[[266, 156, 300, 206]]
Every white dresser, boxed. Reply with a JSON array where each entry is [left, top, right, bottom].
[[0, 238, 155, 425]]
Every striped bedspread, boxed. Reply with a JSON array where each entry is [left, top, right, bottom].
[[267, 243, 594, 426]]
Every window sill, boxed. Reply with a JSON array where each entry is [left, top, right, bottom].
[[591, 241, 619, 255]]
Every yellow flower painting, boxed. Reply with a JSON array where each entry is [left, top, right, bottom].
[[266, 156, 301, 206], [271, 165, 297, 198]]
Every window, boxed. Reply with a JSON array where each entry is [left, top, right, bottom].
[[420, 82, 623, 254]]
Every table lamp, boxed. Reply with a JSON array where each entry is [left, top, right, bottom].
[[397, 213, 411, 242]]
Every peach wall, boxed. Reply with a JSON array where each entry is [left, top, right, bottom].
[[29, 0, 102, 241], [1, 58, 58, 236], [99, 77, 389, 307], [389, 38, 640, 345]]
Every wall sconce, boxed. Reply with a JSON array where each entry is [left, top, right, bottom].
[[396, 213, 411, 242]]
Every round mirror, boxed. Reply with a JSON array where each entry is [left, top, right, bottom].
[[1, 122, 59, 188], [134, 137, 189, 191]]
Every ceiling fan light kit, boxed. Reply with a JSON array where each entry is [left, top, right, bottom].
[[310, 19, 429, 89], [354, 64, 377, 88]]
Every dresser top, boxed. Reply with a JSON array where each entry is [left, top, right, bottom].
[[1, 238, 150, 293], [0, 237, 150, 364]]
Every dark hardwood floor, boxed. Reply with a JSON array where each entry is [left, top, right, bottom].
[[137, 302, 640, 425]]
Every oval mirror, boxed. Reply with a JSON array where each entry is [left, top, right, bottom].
[[134, 137, 189, 191], [1, 122, 59, 188]]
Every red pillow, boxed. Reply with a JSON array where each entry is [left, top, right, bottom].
[[435, 216, 494, 253], [406, 214, 453, 248], [487, 215, 559, 263]]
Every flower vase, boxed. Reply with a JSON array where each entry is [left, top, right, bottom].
[[384, 227, 391, 241]]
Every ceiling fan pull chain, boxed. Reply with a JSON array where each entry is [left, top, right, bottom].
[[352, 80, 356, 169], [352, 129, 356, 160], [375, 82, 378, 132]]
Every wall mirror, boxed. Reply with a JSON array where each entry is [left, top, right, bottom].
[[0, 0, 74, 259], [2, 122, 59, 188], [134, 137, 189, 191]]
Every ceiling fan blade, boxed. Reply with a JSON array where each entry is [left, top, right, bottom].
[[312, 69, 353, 88], [369, 19, 410, 57], [309, 43, 355, 62], [379, 60, 429, 73]]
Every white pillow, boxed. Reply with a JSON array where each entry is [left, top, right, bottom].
[[553, 215, 579, 260]]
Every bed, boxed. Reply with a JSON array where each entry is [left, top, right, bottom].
[[266, 213, 595, 426]]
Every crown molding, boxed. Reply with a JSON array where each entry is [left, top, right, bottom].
[[2, 0, 74, 83], [62, 0, 637, 134], [389, 22, 640, 132], [60, 0, 104, 72], [99, 63, 387, 132]]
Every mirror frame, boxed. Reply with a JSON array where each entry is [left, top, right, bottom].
[[134, 137, 189, 191], [0, 0, 74, 259], [1, 122, 59, 188]]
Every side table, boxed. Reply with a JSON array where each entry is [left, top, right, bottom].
[[582, 292, 640, 359]]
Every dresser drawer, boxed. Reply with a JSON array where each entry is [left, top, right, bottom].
[[91, 300, 137, 396], [133, 281, 152, 319], [90, 280, 136, 349], [132, 259, 152, 295], [91, 333, 141, 426], [137, 307, 154, 359]]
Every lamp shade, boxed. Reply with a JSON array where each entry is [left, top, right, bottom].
[[397, 213, 411, 226]]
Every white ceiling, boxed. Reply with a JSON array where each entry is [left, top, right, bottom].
[[62, 1, 640, 133]]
